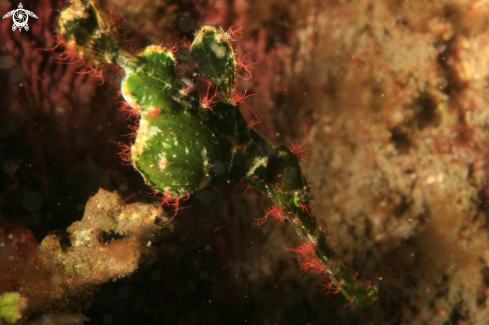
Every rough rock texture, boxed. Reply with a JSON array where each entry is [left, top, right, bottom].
[[265, 0, 489, 323], [0, 189, 172, 319]]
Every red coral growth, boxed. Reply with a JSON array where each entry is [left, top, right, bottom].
[[75, 65, 106, 85], [284, 242, 325, 276], [159, 195, 189, 223], [200, 80, 219, 113], [230, 84, 261, 129], [143, 189, 189, 222], [48, 30, 121, 86], [53, 39, 84, 66], [300, 202, 313, 216], [118, 101, 140, 119], [330, 237, 340, 246], [255, 204, 287, 225], [127, 124, 139, 139], [233, 29, 291, 139], [241, 183, 254, 195], [236, 53, 257, 80], [108, 6, 127, 31], [113, 141, 132, 166], [284, 242, 316, 258], [149, 108, 162, 120], [128, 41, 143, 54], [106, 192, 137, 217], [232, 88, 256, 105], [287, 137, 312, 162], [317, 281, 341, 294], [227, 26, 244, 41], [239, 98, 261, 130], [108, 63, 124, 77], [167, 42, 179, 55], [177, 36, 191, 49], [249, 118, 261, 130]]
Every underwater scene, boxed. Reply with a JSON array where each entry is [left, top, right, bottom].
[[1, 0, 489, 324]]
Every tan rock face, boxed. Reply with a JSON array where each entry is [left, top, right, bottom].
[[274, 0, 489, 323], [1, 189, 173, 318]]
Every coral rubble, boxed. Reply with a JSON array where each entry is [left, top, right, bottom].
[[0, 189, 172, 321]]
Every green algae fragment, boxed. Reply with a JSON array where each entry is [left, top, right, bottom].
[[74, 264, 85, 276], [40, 235, 63, 257], [0, 292, 28, 324]]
